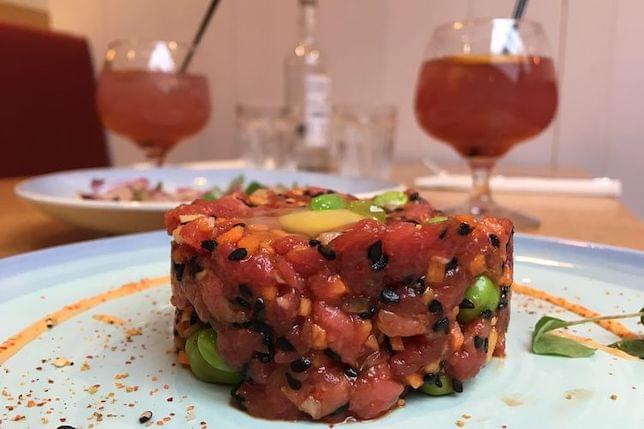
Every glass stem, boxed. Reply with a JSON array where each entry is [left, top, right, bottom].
[[140, 141, 169, 167], [468, 158, 495, 215]]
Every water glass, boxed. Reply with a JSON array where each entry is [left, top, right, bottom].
[[331, 105, 397, 180], [236, 105, 296, 170]]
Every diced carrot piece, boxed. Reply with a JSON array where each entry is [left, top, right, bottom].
[[298, 298, 312, 316], [404, 372, 424, 389], [311, 324, 328, 349], [177, 351, 190, 367], [448, 323, 464, 351], [217, 225, 244, 244], [427, 258, 446, 283], [389, 336, 405, 351], [237, 234, 260, 255], [469, 253, 486, 276]]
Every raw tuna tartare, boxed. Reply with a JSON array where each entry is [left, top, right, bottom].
[[165, 186, 513, 421]]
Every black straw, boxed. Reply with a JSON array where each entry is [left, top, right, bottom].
[[180, 0, 221, 73], [511, 0, 529, 20]]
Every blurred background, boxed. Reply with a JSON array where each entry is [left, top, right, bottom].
[[2, 0, 643, 217]]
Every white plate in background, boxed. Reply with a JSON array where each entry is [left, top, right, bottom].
[[15, 167, 399, 234]]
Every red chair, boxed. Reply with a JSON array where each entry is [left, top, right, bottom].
[[0, 22, 109, 177]]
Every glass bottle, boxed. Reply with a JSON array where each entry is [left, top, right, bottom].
[[284, 0, 332, 171]]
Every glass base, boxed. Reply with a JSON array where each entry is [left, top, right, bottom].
[[443, 200, 540, 230]]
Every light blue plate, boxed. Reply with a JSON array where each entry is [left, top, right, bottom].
[[0, 233, 642, 428], [15, 167, 399, 234]]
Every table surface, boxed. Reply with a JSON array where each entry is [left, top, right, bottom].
[[1, 162, 643, 258]]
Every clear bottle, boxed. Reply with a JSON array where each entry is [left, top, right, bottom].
[[284, 0, 332, 171]]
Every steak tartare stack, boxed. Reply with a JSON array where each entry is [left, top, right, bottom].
[[166, 186, 513, 421]]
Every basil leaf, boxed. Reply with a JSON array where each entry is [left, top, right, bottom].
[[531, 316, 595, 358], [609, 339, 644, 359]]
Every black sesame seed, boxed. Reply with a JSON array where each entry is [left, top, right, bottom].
[[358, 305, 378, 319], [459, 298, 475, 309], [394, 207, 405, 212], [285, 372, 302, 390], [481, 309, 494, 319], [371, 254, 389, 271], [138, 410, 153, 424], [290, 357, 312, 373], [367, 240, 383, 264], [343, 366, 358, 379], [484, 337, 489, 353], [188, 256, 202, 276], [428, 299, 443, 314], [413, 276, 427, 294], [189, 311, 199, 325], [383, 336, 394, 355], [423, 372, 436, 383], [489, 234, 500, 248], [432, 317, 450, 334], [200, 240, 217, 251], [235, 297, 251, 309], [497, 301, 508, 310], [331, 403, 350, 416], [173, 262, 185, 281], [439, 359, 447, 370], [254, 298, 265, 318], [473, 336, 485, 349], [254, 351, 272, 363], [57, 426, 76, 429], [324, 348, 342, 361], [380, 288, 400, 304], [239, 284, 253, 297], [434, 376, 443, 388], [276, 336, 295, 352], [445, 257, 458, 275], [439, 229, 448, 240], [317, 244, 336, 260], [308, 239, 321, 247], [233, 222, 247, 228], [457, 222, 472, 235], [409, 191, 420, 201], [452, 378, 464, 393], [228, 248, 248, 261]]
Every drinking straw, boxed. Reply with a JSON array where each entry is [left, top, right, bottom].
[[512, 0, 529, 20], [180, 0, 221, 73]]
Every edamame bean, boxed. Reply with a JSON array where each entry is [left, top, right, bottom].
[[309, 194, 348, 210], [348, 200, 386, 222], [419, 374, 454, 396], [372, 191, 408, 210], [457, 275, 500, 323]]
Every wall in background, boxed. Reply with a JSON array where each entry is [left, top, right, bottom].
[[48, 0, 643, 216]]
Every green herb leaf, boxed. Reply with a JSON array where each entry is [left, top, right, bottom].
[[226, 175, 245, 193], [202, 187, 222, 201], [244, 181, 265, 195], [531, 316, 595, 358], [609, 339, 644, 359]]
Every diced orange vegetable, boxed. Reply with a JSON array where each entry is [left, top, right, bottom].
[[389, 336, 405, 351], [365, 334, 379, 351], [448, 323, 464, 351], [427, 258, 446, 283], [404, 372, 424, 389], [217, 225, 244, 244], [177, 351, 190, 367], [298, 298, 312, 316], [469, 254, 486, 276], [326, 275, 348, 298], [237, 234, 261, 255], [311, 324, 328, 349]]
